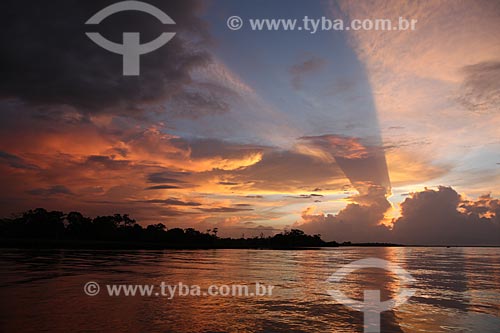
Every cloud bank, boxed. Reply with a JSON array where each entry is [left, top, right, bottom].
[[296, 186, 500, 245], [0, 0, 215, 116]]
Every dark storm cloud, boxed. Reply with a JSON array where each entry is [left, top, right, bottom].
[[84, 155, 131, 169], [393, 186, 500, 245], [110, 147, 129, 158], [145, 170, 195, 190], [27, 185, 73, 196], [458, 61, 500, 112], [0, 151, 39, 170], [218, 181, 239, 186], [145, 185, 180, 190], [0, 0, 210, 113]]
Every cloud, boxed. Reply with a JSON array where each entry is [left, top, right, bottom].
[[197, 207, 254, 213], [84, 155, 131, 169], [458, 61, 500, 112], [334, 0, 500, 193], [166, 82, 237, 119], [289, 56, 327, 90], [297, 134, 391, 193], [27, 185, 73, 196], [298, 135, 372, 160], [190, 218, 280, 238], [295, 184, 392, 242], [129, 136, 266, 172], [0, 0, 210, 114], [288, 194, 324, 199], [392, 186, 500, 245], [0, 121, 326, 227], [142, 198, 202, 207], [0, 151, 39, 170], [218, 181, 240, 186], [201, 148, 346, 192], [147, 171, 191, 183], [297, 185, 500, 245], [384, 149, 450, 187], [145, 185, 181, 190]]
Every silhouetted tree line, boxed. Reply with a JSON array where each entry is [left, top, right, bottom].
[[0, 208, 333, 249]]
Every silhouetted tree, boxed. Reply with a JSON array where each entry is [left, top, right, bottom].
[[0, 208, 333, 249], [66, 211, 93, 238]]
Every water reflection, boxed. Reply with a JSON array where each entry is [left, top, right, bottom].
[[0, 247, 499, 332]]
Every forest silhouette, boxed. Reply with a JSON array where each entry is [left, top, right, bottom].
[[0, 208, 335, 249]]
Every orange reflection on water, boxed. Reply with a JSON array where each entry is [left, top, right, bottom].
[[0, 248, 499, 332]]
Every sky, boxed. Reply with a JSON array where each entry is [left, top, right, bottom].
[[0, 0, 499, 245]]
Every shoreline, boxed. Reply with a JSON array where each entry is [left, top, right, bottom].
[[2, 238, 498, 250]]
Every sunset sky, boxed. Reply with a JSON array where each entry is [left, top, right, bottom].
[[0, 0, 499, 244]]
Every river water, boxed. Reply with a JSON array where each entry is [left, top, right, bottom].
[[0, 247, 498, 332]]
